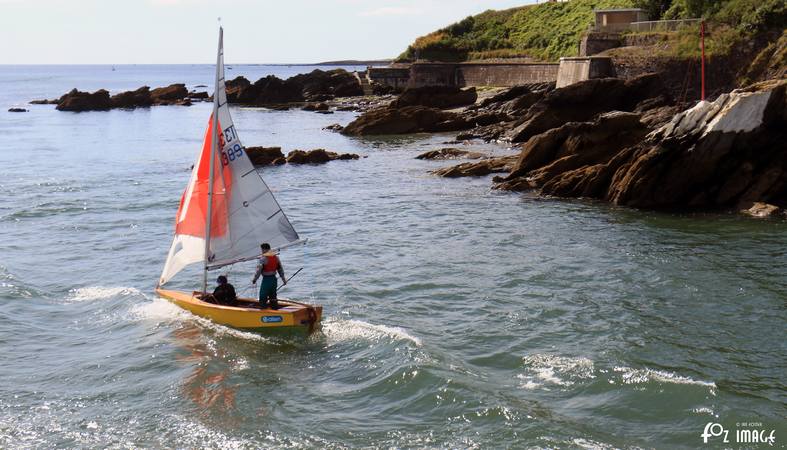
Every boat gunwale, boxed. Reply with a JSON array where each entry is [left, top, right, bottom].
[[155, 288, 318, 314]]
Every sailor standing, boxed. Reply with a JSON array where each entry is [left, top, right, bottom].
[[251, 243, 286, 309]]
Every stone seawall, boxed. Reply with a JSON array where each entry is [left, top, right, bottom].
[[367, 67, 410, 90], [369, 62, 559, 89]]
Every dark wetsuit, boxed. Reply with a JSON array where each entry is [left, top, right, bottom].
[[211, 283, 237, 306]]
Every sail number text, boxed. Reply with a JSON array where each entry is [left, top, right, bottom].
[[218, 125, 243, 166]]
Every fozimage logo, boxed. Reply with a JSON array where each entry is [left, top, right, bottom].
[[701, 422, 777, 446]]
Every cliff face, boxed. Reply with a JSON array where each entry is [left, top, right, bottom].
[[497, 79, 787, 211]]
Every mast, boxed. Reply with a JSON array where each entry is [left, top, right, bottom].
[[202, 26, 223, 294]]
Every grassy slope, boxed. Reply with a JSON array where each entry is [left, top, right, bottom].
[[398, 0, 785, 63], [398, 0, 634, 62]]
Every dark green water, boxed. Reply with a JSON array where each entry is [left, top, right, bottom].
[[1, 65, 785, 449]]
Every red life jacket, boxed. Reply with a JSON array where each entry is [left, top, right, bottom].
[[262, 255, 279, 273]]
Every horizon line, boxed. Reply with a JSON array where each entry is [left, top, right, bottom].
[[0, 60, 394, 66]]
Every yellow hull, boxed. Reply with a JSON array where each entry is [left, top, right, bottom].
[[155, 288, 322, 334]]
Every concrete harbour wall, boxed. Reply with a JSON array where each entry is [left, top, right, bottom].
[[369, 62, 559, 89], [556, 57, 615, 88]]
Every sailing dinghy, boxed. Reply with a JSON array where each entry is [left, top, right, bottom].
[[155, 28, 321, 334]]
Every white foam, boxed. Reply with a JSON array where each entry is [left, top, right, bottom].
[[66, 286, 141, 302], [692, 407, 717, 417], [519, 354, 595, 389], [130, 298, 273, 343], [613, 366, 716, 389], [322, 318, 422, 346], [129, 297, 188, 322]]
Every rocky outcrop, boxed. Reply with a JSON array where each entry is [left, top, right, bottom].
[[416, 148, 486, 160], [225, 69, 362, 106], [56, 89, 112, 111], [110, 86, 154, 108], [494, 79, 787, 213], [302, 102, 330, 111], [245, 147, 360, 166], [432, 156, 517, 178], [496, 111, 648, 196], [341, 105, 470, 135], [741, 202, 783, 218], [226, 75, 304, 104], [286, 149, 359, 164], [392, 86, 477, 109], [246, 146, 285, 166], [323, 123, 344, 132], [507, 74, 669, 143], [150, 84, 188, 103], [52, 83, 192, 111]]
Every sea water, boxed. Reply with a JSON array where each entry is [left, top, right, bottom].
[[0, 65, 785, 449]]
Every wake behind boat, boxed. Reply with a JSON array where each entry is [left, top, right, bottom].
[[155, 27, 321, 334]]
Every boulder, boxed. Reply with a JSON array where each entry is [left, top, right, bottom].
[[56, 89, 112, 111], [150, 84, 188, 103], [341, 106, 470, 135], [302, 102, 330, 111], [740, 202, 782, 218], [432, 156, 517, 178], [225, 69, 362, 106], [188, 91, 209, 100], [246, 146, 285, 166], [323, 123, 344, 132], [8, 108, 27, 112], [416, 148, 487, 160], [286, 149, 359, 164], [392, 86, 478, 109], [110, 86, 153, 108]]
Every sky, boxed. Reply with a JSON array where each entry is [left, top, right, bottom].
[[1, 0, 534, 64]]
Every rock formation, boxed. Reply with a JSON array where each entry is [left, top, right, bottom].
[[286, 149, 359, 164], [246, 146, 285, 166], [225, 69, 362, 106], [494, 79, 786, 212], [432, 156, 517, 178], [51, 84, 192, 111], [416, 148, 487, 160], [392, 86, 477, 109], [245, 147, 360, 166], [341, 106, 470, 135]]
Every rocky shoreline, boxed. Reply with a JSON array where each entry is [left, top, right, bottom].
[[343, 77, 786, 218], [29, 66, 785, 218], [33, 68, 391, 113]]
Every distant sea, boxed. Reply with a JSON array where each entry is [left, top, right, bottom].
[[1, 64, 785, 449]]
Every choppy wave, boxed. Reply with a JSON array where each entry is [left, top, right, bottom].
[[129, 297, 273, 343], [518, 354, 595, 389], [612, 366, 717, 389], [0, 266, 42, 299], [66, 286, 142, 302], [322, 318, 422, 346], [517, 354, 716, 394]]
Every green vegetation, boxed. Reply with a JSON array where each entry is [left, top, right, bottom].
[[398, 0, 786, 62], [397, 0, 635, 62]]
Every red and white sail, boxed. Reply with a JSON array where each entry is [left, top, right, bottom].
[[159, 28, 300, 286]]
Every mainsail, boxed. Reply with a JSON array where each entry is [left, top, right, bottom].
[[159, 27, 300, 287]]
